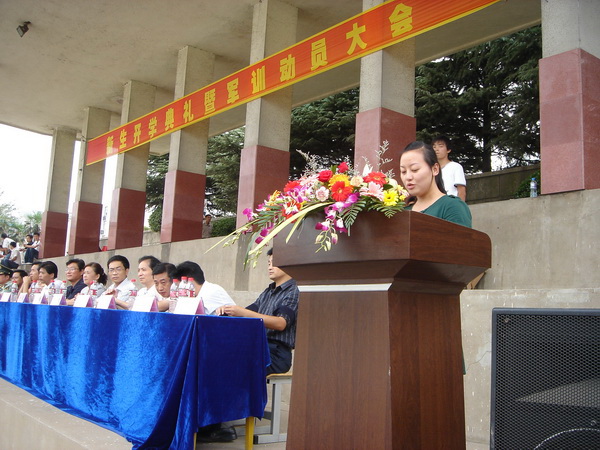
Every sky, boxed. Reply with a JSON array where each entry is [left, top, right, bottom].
[[0, 124, 116, 233]]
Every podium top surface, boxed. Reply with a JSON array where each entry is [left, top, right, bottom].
[[273, 211, 491, 287]]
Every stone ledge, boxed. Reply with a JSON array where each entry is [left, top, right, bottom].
[[0, 378, 130, 450]]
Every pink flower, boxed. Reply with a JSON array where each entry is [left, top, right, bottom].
[[338, 162, 349, 173], [360, 181, 384, 200], [315, 220, 330, 231], [243, 208, 254, 220], [315, 186, 330, 202]]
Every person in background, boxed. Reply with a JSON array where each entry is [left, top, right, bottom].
[[65, 258, 86, 303], [174, 261, 235, 315], [152, 262, 177, 312], [105, 255, 136, 309], [20, 261, 42, 294], [217, 248, 299, 374], [432, 135, 467, 201], [137, 255, 160, 297], [202, 214, 213, 239], [1, 233, 15, 257], [400, 141, 472, 228], [23, 234, 38, 263], [31, 232, 41, 260], [38, 261, 65, 298], [2, 241, 21, 269], [11, 269, 27, 292], [79, 262, 107, 297], [0, 266, 13, 292]]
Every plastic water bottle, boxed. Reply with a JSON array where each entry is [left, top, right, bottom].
[[48, 280, 56, 296], [61, 281, 67, 295], [530, 177, 538, 198], [130, 280, 138, 298], [178, 277, 189, 297], [170, 279, 179, 299], [169, 279, 179, 313], [188, 278, 196, 297], [10, 282, 18, 301], [90, 282, 99, 298]]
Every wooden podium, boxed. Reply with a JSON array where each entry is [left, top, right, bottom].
[[273, 211, 491, 449]]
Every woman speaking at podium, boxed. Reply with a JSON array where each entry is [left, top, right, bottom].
[[400, 141, 472, 228]]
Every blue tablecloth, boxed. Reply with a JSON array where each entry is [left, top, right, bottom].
[[0, 302, 270, 449]]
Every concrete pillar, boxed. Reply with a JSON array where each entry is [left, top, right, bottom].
[[236, 0, 298, 227], [68, 107, 111, 254], [540, 0, 600, 194], [161, 47, 214, 243], [354, 0, 416, 175], [107, 81, 156, 250], [40, 128, 77, 258]]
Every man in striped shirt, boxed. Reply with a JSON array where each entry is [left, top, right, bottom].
[[217, 248, 299, 374]]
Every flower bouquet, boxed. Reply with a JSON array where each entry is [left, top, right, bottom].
[[212, 142, 409, 267]]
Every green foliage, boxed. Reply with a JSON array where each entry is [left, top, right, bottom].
[[416, 25, 541, 173], [0, 192, 24, 241], [206, 129, 244, 215], [289, 89, 358, 178], [211, 216, 236, 237], [148, 205, 162, 232], [514, 171, 540, 198]]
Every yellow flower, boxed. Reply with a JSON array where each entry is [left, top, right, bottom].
[[382, 189, 399, 206], [328, 173, 350, 187]]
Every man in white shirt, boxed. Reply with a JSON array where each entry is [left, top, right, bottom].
[[1, 241, 21, 269], [1, 233, 15, 257], [105, 255, 136, 310], [137, 255, 160, 297], [38, 261, 65, 298], [174, 261, 235, 315], [432, 135, 467, 201]]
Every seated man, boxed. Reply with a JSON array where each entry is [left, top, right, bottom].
[[65, 258, 86, 303], [174, 261, 235, 315], [217, 248, 299, 374], [20, 261, 42, 294], [137, 255, 160, 297], [105, 255, 136, 310], [2, 241, 21, 269], [0, 266, 14, 293], [152, 262, 176, 312], [38, 261, 65, 298], [11, 269, 27, 292]]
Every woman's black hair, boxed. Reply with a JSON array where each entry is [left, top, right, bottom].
[[85, 262, 108, 286], [400, 141, 446, 205]]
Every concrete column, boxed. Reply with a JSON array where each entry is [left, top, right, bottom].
[[67, 107, 111, 254], [107, 80, 156, 250], [540, 0, 600, 194], [161, 47, 214, 243], [40, 128, 77, 258], [236, 0, 298, 227], [354, 0, 416, 175]]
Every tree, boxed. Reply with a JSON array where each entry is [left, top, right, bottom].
[[0, 192, 25, 242], [415, 25, 541, 173], [289, 88, 358, 177], [206, 128, 244, 215], [146, 153, 168, 232]]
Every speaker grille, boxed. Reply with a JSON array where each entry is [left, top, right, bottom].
[[491, 309, 600, 449]]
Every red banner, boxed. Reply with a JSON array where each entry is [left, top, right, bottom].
[[87, 0, 499, 165]]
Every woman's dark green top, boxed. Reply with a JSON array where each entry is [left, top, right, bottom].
[[405, 195, 472, 228]]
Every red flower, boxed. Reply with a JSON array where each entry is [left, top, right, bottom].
[[364, 171, 386, 186], [284, 180, 301, 193], [330, 181, 353, 202], [318, 170, 333, 182], [338, 162, 349, 173]]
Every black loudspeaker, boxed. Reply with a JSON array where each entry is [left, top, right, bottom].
[[491, 308, 600, 449]]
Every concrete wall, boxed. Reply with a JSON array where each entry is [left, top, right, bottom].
[[466, 164, 539, 204], [471, 188, 600, 290]]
